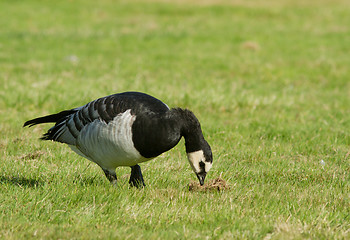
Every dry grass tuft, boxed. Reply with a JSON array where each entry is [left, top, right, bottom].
[[19, 150, 46, 160], [189, 177, 230, 192], [241, 41, 260, 51]]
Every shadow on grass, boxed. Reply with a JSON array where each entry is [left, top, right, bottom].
[[73, 174, 129, 187], [0, 175, 43, 188], [73, 174, 102, 186]]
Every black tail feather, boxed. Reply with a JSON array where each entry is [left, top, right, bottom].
[[23, 110, 77, 128], [40, 121, 66, 141]]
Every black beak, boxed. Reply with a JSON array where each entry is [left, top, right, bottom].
[[196, 172, 207, 186]]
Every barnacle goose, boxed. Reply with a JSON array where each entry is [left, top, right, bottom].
[[24, 92, 213, 188]]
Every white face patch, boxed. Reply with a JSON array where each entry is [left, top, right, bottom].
[[205, 161, 212, 173], [187, 150, 212, 174]]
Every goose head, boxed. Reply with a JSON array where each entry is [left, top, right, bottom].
[[186, 140, 213, 185]]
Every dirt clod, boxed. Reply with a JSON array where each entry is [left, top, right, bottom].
[[189, 177, 229, 192]]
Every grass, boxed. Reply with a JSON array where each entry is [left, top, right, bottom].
[[1, 0, 349, 239]]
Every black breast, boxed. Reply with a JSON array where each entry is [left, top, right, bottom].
[[132, 110, 183, 158]]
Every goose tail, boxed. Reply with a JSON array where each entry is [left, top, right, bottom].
[[23, 110, 77, 128]]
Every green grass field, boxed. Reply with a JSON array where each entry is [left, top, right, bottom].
[[1, 0, 349, 239]]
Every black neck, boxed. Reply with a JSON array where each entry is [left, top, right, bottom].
[[132, 108, 205, 158], [171, 108, 205, 153]]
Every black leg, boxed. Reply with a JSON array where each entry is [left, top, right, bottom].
[[129, 165, 145, 188], [103, 169, 117, 187]]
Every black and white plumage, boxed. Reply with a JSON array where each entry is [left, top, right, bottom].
[[24, 92, 213, 188]]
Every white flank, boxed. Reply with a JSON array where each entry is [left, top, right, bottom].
[[73, 109, 147, 169], [69, 145, 90, 160]]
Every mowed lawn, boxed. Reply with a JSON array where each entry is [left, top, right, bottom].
[[0, 0, 349, 239]]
